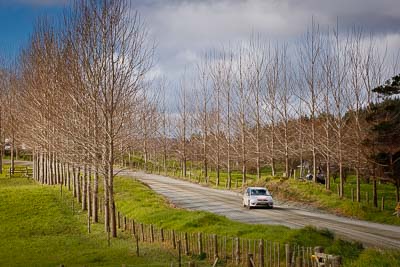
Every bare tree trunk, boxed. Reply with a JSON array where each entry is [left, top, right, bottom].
[[241, 115, 246, 185], [93, 166, 99, 223], [104, 165, 110, 234], [77, 167, 81, 203], [226, 75, 232, 189], [372, 166, 378, 207], [356, 167, 360, 202], [373, 177, 378, 208], [339, 128, 344, 198], [72, 166, 77, 198], [87, 167, 92, 218], [47, 152, 51, 184], [271, 123, 275, 177], [216, 82, 221, 185], [15, 143, 19, 161], [82, 165, 87, 210], [203, 135, 208, 182], [67, 163, 71, 191], [40, 152, 44, 184], [284, 133, 289, 178], [0, 146, 3, 175], [10, 134, 14, 173]]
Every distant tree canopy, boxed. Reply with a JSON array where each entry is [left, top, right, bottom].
[[364, 74, 400, 202], [372, 74, 400, 96]]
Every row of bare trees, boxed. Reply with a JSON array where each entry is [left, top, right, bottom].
[[1, 2, 398, 236], [0, 0, 154, 238], [0, 64, 20, 174], [133, 24, 398, 203]]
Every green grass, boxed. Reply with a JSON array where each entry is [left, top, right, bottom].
[[114, 176, 400, 266], [266, 178, 400, 226], [347, 249, 400, 267], [0, 166, 188, 267], [114, 177, 366, 263], [127, 157, 400, 226], [2, 161, 399, 267]]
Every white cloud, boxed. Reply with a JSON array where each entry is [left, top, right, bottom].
[[133, 0, 400, 106]]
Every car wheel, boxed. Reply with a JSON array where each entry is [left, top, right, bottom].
[[247, 201, 251, 209]]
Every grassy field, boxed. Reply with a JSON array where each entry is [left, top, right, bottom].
[[0, 166, 188, 267], [1, 162, 400, 267]]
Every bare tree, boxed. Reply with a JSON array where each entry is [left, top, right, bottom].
[[247, 37, 267, 180], [330, 24, 350, 198], [65, 0, 153, 237], [235, 47, 250, 185], [221, 50, 234, 188], [177, 75, 190, 178], [276, 45, 294, 178], [298, 19, 323, 182], [195, 56, 212, 183]]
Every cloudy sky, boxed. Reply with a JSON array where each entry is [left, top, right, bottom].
[[1, 0, 399, 89]]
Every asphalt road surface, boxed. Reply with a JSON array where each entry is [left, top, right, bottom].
[[120, 169, 400, 249]]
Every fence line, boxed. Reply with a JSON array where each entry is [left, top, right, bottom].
[[24, 157, 343, 266], [112, 208, 333, 267]]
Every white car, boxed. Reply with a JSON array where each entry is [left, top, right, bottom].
[[243, 187, 274, 209]]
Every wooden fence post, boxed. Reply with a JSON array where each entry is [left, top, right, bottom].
[[117, 212, 121, 229], [140, 223, 145, 241], [331, 255, 342, 267], [381, 196, 385, 211], [247, 253, 253, 267], [184, 232, 189, 255], [198, 232, 203, 256], [135, 234, 139, 256], [278, 242, 280, 267], [285, 244, 291, 267], [150, 225, 154, 243], [178, 240, 182, 267], [213, 234, 218, 260], [259, 239, 264, 267], [161, 228, 165, 242], [107, 226, 111, 247], [235, 237, 240, 265], [172, 230, 176, 249], [295, 256, 302, 267]]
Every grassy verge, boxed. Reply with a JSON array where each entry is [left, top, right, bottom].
[[127, 157, 399, 226], [114, 177, 369, 265], [265, 178, 400, 226], [0, 167, 187, 267], [114, 176, 400, 267]]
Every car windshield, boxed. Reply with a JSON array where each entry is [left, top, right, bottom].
[[251, 189, 269, 196]]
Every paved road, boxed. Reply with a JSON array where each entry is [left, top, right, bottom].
[[121, 170, 400, 249]]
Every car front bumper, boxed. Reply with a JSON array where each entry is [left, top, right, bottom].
[[250, 201, 273, 207]]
